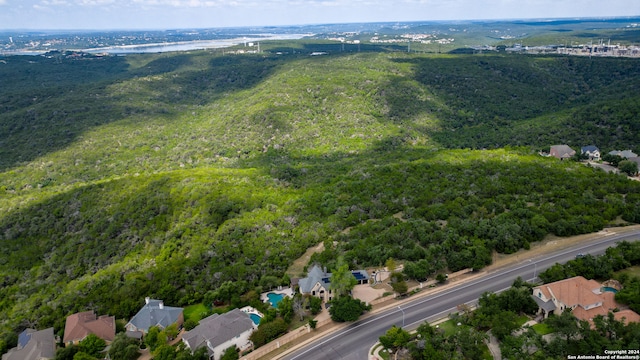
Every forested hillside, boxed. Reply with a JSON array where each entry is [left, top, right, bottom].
[[1, 48, 640, 348]]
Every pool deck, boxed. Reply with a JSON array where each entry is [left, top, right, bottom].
[[240, 306, 264, 318], [260, 287, 295, 304]]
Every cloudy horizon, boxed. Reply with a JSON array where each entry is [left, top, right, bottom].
[[0, 0, 638, 30]]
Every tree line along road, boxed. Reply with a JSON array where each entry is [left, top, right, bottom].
[[279, 227, 640, 360]]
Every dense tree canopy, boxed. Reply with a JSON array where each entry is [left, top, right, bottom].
[[329, 296, 371, 322], [1, 48, 640, 350]]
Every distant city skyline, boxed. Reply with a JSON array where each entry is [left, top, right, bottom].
[[0, 0, 638, 30]]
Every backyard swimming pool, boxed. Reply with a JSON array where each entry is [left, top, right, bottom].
[[267, 292, 285, 308], [602, 286, 618, 293], [249, 313, 262, 325]]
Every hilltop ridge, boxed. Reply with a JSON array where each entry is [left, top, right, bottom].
[[1, 45, 640, 349]]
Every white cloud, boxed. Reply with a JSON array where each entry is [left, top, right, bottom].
[[42, 0, 70, 5], [76, 0, 116, 5], [132, 0, 226, 6]]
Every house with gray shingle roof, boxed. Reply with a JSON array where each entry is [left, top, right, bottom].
[[297, 265, 370, 302], [125, 298, 183, 335], [2, 328, 55, 360], [298, 265, 333, 302], [609, 150, 638, 159], [182, 308, 255, 359], [581, 145, 600, 161]]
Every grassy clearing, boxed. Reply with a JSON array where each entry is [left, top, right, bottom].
[[616, 266, 640, 279], [286, 242, 325, 278], [183, 303, 209, 322], [516, 315, 530, 327], [437, 319, 460, 335], [532, 322, 554, 335]]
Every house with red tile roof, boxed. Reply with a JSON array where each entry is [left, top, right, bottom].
[[63, 311, 116, 345], [550, 145, 576, 160], [532, 276, 640, 325]]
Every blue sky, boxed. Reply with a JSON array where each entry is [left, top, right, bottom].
[[0, 0, 638, 30]]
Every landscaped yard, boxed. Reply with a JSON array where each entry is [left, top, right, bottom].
[[183, 303, 209, 322], [532, 322, 554, 335], [436, 319, 459, 335], [516, 315, 530, 327]]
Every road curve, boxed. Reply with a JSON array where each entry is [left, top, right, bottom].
[[281, 229, 640, 360]]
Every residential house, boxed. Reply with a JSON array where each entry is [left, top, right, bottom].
[[581, 145, 600, 161], [182, 308, 255, 360], [532, 276, 640, 325], [125, 297, 184, 335], [609, 150, 638, 159], [550, 145, 576, 160], [63, 311, 116, 345], [297, 265, 371, 301], [298, 265, 333, 302], [1, 328, 55, 360]]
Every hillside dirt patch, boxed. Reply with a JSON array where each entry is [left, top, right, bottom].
[[286, 242, 325, 278]]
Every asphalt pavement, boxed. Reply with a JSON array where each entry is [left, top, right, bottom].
[[281, 228, 640, 360]]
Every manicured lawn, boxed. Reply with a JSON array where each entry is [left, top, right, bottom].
[[532, 322, 554, 335], [516, 315, 530, 327], [183, 303, 209, 322], [436, 319, 459, 335]]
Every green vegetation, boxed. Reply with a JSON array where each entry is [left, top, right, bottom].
[[329, 258, 358, 298], [183, 303, 209, 323], [531, 322, 554, 335], [1, 45, 640, 350], [404, 321, 490, 360], [328, 296, 371, 322], [107, 333, 140, 360], [539, 241, 640, 283], [379, 325, 411, 353], [388, 273, 640, 359]]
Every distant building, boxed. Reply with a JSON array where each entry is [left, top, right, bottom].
[[550, 145, 576, 160], [2, 328, 55, 360], [609, 150, 638, 159], [64, 311, 116, 345], [125, 298, 184, 335], [182, 308, 255, 359], [581, 145, 600, 161]]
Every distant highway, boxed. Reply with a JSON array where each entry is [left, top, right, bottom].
[[281, 229, 640, 360]]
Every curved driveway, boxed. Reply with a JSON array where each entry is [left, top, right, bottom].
[[282, 229, 640, 360]]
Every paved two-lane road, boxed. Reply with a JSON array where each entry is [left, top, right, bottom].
[[282, 229, 640, 360]]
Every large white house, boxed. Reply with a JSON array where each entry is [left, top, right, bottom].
[[182, 308, 256, 360]]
